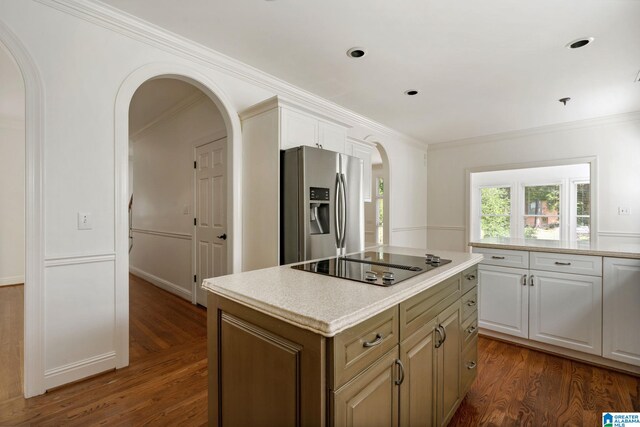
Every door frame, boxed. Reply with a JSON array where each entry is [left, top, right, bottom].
[[115, 63, 242, 368], [191, 130, 227, 305], [0, 21, 46, 398]]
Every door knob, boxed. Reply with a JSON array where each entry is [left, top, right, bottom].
[[217, 233, 227, 240]]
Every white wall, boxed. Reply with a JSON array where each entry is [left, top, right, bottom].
[[129, 93, 226, 300], [0, 122, 24, 285], [427, 116, 640, 251]]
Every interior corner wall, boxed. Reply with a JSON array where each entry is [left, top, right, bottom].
[[129, 97, 226, 300], [0, 123, 25, 285], [426, 118, 640, 252]]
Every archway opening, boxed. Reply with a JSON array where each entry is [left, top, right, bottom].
[[365, 141, 390, 246]]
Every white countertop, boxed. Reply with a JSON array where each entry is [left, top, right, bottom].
[[470, 237, 640, 259], [202, 246, 483, 337]]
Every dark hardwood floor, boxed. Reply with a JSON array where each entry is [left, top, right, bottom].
[[1, 277, 638, 426], [450, 336, 640, 427], [0, 275, 208, 426]]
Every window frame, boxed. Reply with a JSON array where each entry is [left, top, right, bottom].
[[519, 180, 564, 241]]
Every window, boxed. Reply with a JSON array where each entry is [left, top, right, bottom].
[[523, 184, 560, 240], [480, 187, 511, 238], [376, 177, 384, 245], [574, 182, 590, 241]]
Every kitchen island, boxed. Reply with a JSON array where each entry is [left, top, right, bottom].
[[203, 246, 483, 426]]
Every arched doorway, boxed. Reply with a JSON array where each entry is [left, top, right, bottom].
[[113, 65, 242, 368]]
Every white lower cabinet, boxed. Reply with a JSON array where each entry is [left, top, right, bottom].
[[529, 270, 602, 355], [603, 257, 640, 367], [478, 265, 528, 338]]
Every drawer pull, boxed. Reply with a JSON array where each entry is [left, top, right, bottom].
[[555, 261, 572, 266], [466, 300, 477, 307], [491, 256, 505, 260], [467, 325, 477, 334], [466, 361, 477, 370], [465, 274, 476, 281], [521, 274, 527, 286], [362, 333, 384, 348], [530, 275, 535, 287]]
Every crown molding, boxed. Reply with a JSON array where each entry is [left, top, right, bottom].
[[35, 0, 426, 148], [238, 95, 351, 128], [428, 110, 640, 152], [129, 91, 206, 140]]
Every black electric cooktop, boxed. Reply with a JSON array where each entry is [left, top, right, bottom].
[[292, 251, 452, 287]]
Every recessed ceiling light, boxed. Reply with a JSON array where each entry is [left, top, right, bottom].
[[346, 47, 367, 58], [404, 90, 419, 96], [559, 97, 571, 105], [566, 37, 594, 49]]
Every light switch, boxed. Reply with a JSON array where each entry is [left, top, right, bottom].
[[78, 212, 92, 230]]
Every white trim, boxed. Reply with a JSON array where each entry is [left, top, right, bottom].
[[129, 91, 206, 140], [426, 225, 465, 232], [428, 110, 640, 149], [391, 226, 427, 232], [131, 228, 192, 241], [44, 253, 116, 267], [129, 267, 191, 301], [598, 231, 640, 238], [0, 116, 24, 130], [0, 276, 25, 286], [36, 0, 425, 150], [0, 20, 46, 398], [44, 351, 116, 390], [114, 63, 243, 370]]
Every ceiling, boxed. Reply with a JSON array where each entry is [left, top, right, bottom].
[[0, 42, 25, 122], [103, 1, 640, 144], [129, 78, 201, 134]]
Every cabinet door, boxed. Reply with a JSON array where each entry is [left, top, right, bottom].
[[348, 141, 373, 202], [529, 270, 602, 355], [281, 108, 318, 150], [334, 349, 399, 427], [399, 320, 436, 427], [603, 258, 640, 366], [436, 301, 461, 427], [478, 265, 529, 338], [319, 121, 346, 153]]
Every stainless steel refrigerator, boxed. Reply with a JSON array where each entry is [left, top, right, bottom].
[[281, 146, 364, 264]]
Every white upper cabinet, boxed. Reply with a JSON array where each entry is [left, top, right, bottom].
[[280, 106, 348, 152], [346, 138, 375, 202]]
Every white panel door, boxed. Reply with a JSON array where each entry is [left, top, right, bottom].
[[318, 121, 346, 153], [603, 258, 640, 366], [529, 270, 602, 355], [478, 265, 529, 338], [195, 138, 227, 307], [280, 108, 318, 150]]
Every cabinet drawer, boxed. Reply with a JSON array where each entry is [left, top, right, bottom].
[[462, 265, 478, 294], [331, 306, 399, 389], [473, 247, 529, 269], [461, 313, 478, 350], [530, 251, 602, 277], [461, 287, 478, 322], [460, 337, 478, 394], [400, 274, 461, 341]]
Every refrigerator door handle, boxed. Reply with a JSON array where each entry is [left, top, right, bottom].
[[335, 173, 342, 249], [340, 173, 347, 249]]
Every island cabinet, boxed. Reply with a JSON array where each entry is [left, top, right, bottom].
[[207, 268, 479, 427]]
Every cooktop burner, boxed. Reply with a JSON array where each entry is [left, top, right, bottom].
[[292, 251, 451, 286]]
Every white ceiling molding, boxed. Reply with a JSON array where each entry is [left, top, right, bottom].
[[427, 110, 640, 152], [129, 91, 206, 140], [239, 95, 351, 128], [35, 0, 426, 149]]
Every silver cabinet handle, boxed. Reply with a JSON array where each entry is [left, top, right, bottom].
[[440, 324, 447, 344], [466, 361, 477, 370], [394, 359, 405, 385], [522, 274, 527, 286], [434, 326, 443, 348], [530, 275, 535, 286], [555, 261, 571, 266], [466, 300, 477, 307], [362, 333, 383, 348], [465, 274, 476, 281], [492, 256, 505, 260], [467, 325, 477, 334]]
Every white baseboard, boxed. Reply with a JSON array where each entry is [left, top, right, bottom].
[[0, 275, 24, 286], [129, 266, 192, 301], [44, 351, 116, 390]]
